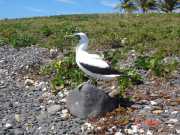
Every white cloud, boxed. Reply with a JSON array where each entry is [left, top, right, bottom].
[[24, 7, 47, 13], [56, 0, 76, 4], [100, 0, 118, 8]]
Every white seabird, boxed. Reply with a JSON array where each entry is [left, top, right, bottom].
[[74, 32, 122, 80]]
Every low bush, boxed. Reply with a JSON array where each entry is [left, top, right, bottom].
[[9, 33, 37, 48]]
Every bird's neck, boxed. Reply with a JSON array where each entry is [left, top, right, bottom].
[[77, 40, 88, 51]]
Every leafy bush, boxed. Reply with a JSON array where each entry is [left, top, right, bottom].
[[118, 68, 142, 97], [41, 25, 52, 37], [9, 33, 37, 48], [0, 37, 7, 46], [135, 55, 179, 77], [40, 52, 87, 94]]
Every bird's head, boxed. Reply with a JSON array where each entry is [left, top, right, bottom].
[[73, 32, 88, 43]]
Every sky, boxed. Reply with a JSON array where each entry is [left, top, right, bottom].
[[0, 0, 120, 19]]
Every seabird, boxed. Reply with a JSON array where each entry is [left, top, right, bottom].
[[73, 32, 122, 80]]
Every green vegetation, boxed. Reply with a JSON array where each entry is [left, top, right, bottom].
[[40, 52, 87, 94], [135, 54, 179, 77], [0, 13, 179, 96], [9, 32, 37, 48]]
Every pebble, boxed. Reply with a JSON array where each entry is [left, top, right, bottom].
[[108, 126, 117, 134], [48, 100, 55, 104], [50, 48, 58, 58], [5, 123, 12, 128], [62, 109, 68, 114], [96, 127, 102, 130], [35, 81, 48, 91], [176, 129, 180, 134], [152, 110, 163, 115], [24, 79, 34, 86], [60, 98, 66, 103], [171, 111, 178, 115], [114, 131, 123, 135], [37, 112, 48, 121], [47, 105, 61, 115], [81, 122, 94, 132], [14, 128, 24, 135], [125, 128, 133, 134], [144, 105, 152, 110], [139, 128, 144, 134], [147, 130, 153, 135], [0, 80, 6, 88], [167, 118, 178, 123], [131, 125, 138, 133], [58, 92, 64, 98], [64, 90, 69, 96], [167, 124, 173, 127], [150, 101, 158, 106]]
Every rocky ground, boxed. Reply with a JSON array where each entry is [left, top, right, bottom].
[[0, 45, 179, 135]]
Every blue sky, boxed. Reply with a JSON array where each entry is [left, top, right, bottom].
[[0, 0, 119, 19]]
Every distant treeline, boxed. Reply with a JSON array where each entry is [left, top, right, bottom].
[[115, 0, 180, 13]]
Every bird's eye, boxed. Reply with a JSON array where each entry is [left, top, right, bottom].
[[75, 36, 80, 40]]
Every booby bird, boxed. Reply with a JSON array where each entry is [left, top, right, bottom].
[[74, 32, 122, 80]]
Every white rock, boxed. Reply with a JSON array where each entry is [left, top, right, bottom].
[[5, 123, 12, 128], [50, 48, 58, 58], [139, 128, 144, 133], [60, 98, 66, 103], [25, 86, 30, 89], [144, 105, 152, 109], [35, 81, 48, 91], [150, 101, 157, 105], [131, 125, 138, 133], [62, 109, 68, 114], [168, 118, 178, 123], [61, 109, 69, 119], [167, 124, 173, 128], [64, 90, 69, 96], [38, 127, 42, 130], [40, 105, 46, 111], [97, 127, 102, 130], [24, 79, 34, 86], [114, 132, 123, 135], [58, 92, 64, 98], [51, 125, 55, 130], [83, 122, 94, 131], [176, 129, 180, 134], [48, 100, 55, 104], [147, 130, 153, 135], [125, 129, 133, 134], [108, 126, 116, 134], [171, 111, 178, 114], [165, 110, 169, 113]]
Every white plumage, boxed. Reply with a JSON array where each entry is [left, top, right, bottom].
[[74, 32, 121, 80]]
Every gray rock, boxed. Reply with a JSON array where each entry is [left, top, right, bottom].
[[13, 128, 24, 135], [66, 83, 118, 119], [47, 105, 61, 115]]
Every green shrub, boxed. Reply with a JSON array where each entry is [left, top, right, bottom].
[[0, 37, 7, 46], [118, 68, 142, 97], [40, 52, 87, 94], [135, 55, 179, 77], [41, 25, 52, 37], [9, 33, 37, 48]]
